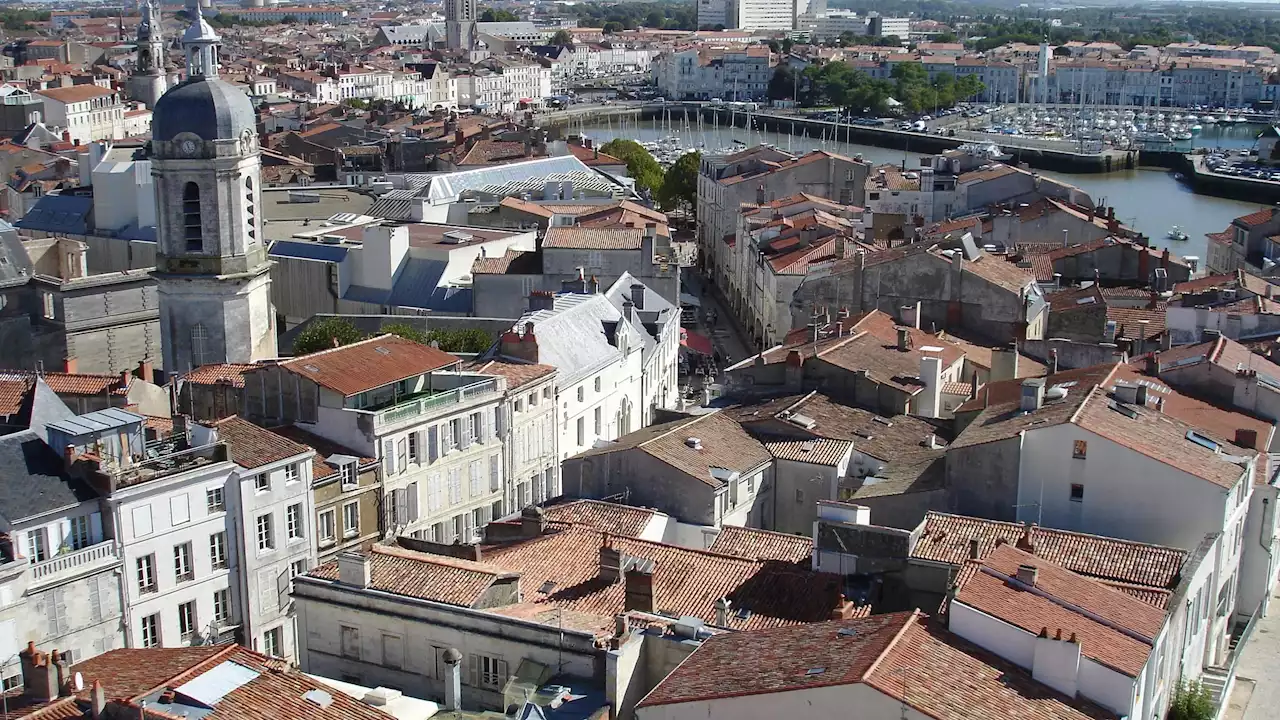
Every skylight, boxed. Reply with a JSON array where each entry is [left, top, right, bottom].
[[805, 667, 826, 676], [1185, 430, 1220, 452]]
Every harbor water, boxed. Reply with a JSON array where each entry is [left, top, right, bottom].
[[579, 119, 1269, 265]]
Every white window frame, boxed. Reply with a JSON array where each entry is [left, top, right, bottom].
[[206, 486, 225, 512], [287, 503, 304, 541], [342, 501, 360, 538], [210, 531, 228, 569], [136, 554, 157, 594], [173, 542, 194, 583], [285, 463, 300, 484], [319, 509, 337, 545], [213, 588, 231, 624], [178, 600, 196, 641], [340, 462, 358, 488], [256, 513, 274, 552], [140, 613, 160, 648], [254, 473, 269, 493]]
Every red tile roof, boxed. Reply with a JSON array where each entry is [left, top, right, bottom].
[[463, 357, 556, 389], [953, 544, 1166, 677], [912, 512, 1186, 591], [641, 611, 1121, 720], [542, 226, 644, 250], [540, 499, 658, 537], [482, 525, 851, 629], [0, 369, 128, 396], [270, 424, 376, 482], [211, 416, 311, 470], [1234, 207, 1279, 228], [708, 525, 814, 564], [309, 544, 511, 606], [275, 334, 457, 397], [182, 363, 257, 388]]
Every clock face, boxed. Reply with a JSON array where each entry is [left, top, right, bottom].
[[181, 139, 198, 156]]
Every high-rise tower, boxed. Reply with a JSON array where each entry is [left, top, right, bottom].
[[150, 7, 276, 376]]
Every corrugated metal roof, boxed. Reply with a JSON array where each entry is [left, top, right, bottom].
[[269, 240, 350, 262], [405, 156, 596, 203]]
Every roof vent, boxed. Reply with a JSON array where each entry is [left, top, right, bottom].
[[837, 627, 858, 638], [374, 346, 391, 355], [303, 364, 321, 373], [1186, 430, 1220, 452], [442, 230, 474, 244], [786, 413, 817, 429], [685, 437, 702, 450], [805, 667, 826, 676]]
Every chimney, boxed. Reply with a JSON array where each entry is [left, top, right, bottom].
[[137, 359, 153, 384], [623, 561, 655, 613], [991, 345, 1019, 381], [336, 551, 370, 588], [1020, 378, 1045, 413], [1061, 229, 1069, 248], [1147, 350, 1161, 375], [64, 356, 78, 374], [1048, 348, 1058, 375], [1016, 522, 1036, 552], [53, 650, 69, 697], [20, 643, 57, 703], [714, 597, 731, 626], [756, 184, 766, 205], [1235, 428, 1259, 449], [442, 648, 463, 712], [520, 506, 546, 536], [917, 348, 944, 419], [90, 680, 107, 719], [120, 370, 132, 388], [454, 128, 463, 146], [1015, 564, 1039, 587], [528, 290, 555, 312], [630, 283, 645, 310], [951, 250, 963, 274], [899, 301, 920, 329], [589, 275, 600, 294], [897, 326, 910, 352], [599, 537, 623, 583]]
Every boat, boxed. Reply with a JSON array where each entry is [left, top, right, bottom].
[[1190, 124, 1203, 134], [1201, 115, 1217, 124], [1167, 226, 1190, 242]]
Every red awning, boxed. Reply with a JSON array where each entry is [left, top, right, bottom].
[[681, 328, 714, 356]]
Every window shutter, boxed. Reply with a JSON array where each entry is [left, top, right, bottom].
[[428, 425, 439, 463], [276, 568, 291, 609], [397, 438, 407, 474], [89, 575, 103, 623], [467, 654, 480, 687], [16, 531, 28, 560], [482, 410, 491, 442], [407, 482, 419, 522], [489, 455, 500, 492], [89, 512, 102, 544], [383, 439, 396, 475], [497, 659, 509, 686], [495, 406, 505, 437], [462, 417, 473, 450], [394, 488, 408, 526], [56, 520, 71, 551]]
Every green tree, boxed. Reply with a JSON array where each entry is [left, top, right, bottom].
[[955, 74, 985, 102], [768, 65, 796, 101], [381, 322, 429, 344], [344, 98, 369, 110], [603, 21, 624, 33], [426, 328, 493, 353], [658, 151, 700, 216], [600, 139, 663, 193], [550, 29, 573, 45], [1168, 681, 1214, 720], [478, 8, 519, 21], [933, 32, 958, 43], [293, 317, 364, 355], [781, 37, 794, 53], [280, 14, 297, 23], [645, 10, 663, 28]]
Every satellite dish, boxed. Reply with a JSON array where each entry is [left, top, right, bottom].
[[74, 672, 84, 691]]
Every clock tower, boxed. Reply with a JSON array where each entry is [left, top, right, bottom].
[[150, 7, 276, 376]]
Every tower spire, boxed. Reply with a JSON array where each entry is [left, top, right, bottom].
[[182, 4, 221, 79]]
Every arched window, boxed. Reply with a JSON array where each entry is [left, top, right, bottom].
[[244, 176, 256, 246], [183, 182, 202, 252]]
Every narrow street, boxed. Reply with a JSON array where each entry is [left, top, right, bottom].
[[680, 267, 753, 370]]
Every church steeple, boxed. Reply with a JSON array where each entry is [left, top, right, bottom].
[[148, 1, 276, 375], [128, 0, 168, 108]]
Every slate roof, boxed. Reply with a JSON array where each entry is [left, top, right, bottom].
[[639, 611, 1120, 720], [275, 334, 458, 396], [309, 544, 511, 606], [502, 293, 625, 386], [953, 544, 1167, 677], [912, 512, 1186, 591], [0, 429, 99, 524]]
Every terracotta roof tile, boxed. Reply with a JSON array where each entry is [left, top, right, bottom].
[[540, 499, 658, 537], [912, 512, 1186, 590], [708, 525, 814, 564], [309, 545, 509, 606], [35, 85, 117, 103], [1234, 207, 1279, 228], [275, 334, 457, 397], [182, 363, 257, 389], [270, 424, 375, 482], [0, 370, 127, 396], [542, 226, 643, 250], [71, 645, 232, 701], [765, 438, 851, 465], [0, 376, 32, 415], [483, 525, 849, 629], [953, 544, 1166, 676], [633, 411, 773, 487], [211, 416, 310, 471], [463, 357, 556, 389]]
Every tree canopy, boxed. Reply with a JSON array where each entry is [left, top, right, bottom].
[[566, 1, 696, 31], [600, 139, 664, 194], [658, 151, 700, 216], [293, 317, 365, 355], [293, 318, 494, 356], [478, 8, 519, 21], [550, 29, 574, 45]]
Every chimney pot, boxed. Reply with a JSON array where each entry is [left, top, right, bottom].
[[1015, 564, 1038, 587], [714, 597, 731, 626], [520, 505, 546, 537], [599, 537, 623, 584], [442, 648, 463, 712], [623, 561, 655, 613], [897, 326, 910, 352]]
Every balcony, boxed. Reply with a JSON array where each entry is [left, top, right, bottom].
[[28, 540, 119, 589], [373, 378, 502, 433]]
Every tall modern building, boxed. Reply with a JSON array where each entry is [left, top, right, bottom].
[[128, 0, 167, 108], [445, 0, 477, 49], [150, 6, 277, 376]]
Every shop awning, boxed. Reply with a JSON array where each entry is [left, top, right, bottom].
[[681, 328, 713, 356]]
